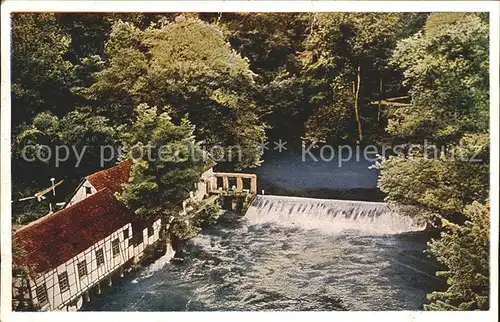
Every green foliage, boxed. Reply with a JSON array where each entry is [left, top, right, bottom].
[[302, 13, 408, 72], [88, 16, 266, 170], [168, 198, 222, 240], [57, 13, 112, 59], [11, 13, 76, 128], [375, 142, 489, 218], [14, 110, 116, 175], [425, 201, 490, 310], [300, 13, 424, 143], [377, 13, 490, 310], [9, 13, 491, 311], [193, 201, 223, 228], [217, 13, 312, 144], [378, 13, 490, 215], [303, 81, 352, 143], [117, 104, 205, 219], [219, 13, 308, 76], [11, 109, 117, 222], [389, 13, 489, 141]]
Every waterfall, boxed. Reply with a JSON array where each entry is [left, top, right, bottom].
[[245, 195, 425, 235]]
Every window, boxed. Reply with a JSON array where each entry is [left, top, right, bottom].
[[147, 225, 154, 237], [123, 228, 129, 239], [77, 260, 87, 278], [131, 231, 144, 246], [36, 284, 48, 306], [112, 239, 120, 257], [58, 272, 69, 292], [85, 186, 92, 195], [96, 248, 105, 267]]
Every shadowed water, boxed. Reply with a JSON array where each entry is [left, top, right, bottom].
[[84, 196, 442, 311], [253, 150, 380, 191]]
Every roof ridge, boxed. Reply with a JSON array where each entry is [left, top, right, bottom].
[[86, 161, 133, 194], [13, 187, 136, 273], [14, 188, 112, 235], [87, 160, 132, 179]]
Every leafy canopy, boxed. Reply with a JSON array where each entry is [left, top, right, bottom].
[[425, 201, 490, 310], [11, 13, 76, 128], [388, 13, 488, 141], [88, 16, 266, 170], [117, 104, 205, 219]]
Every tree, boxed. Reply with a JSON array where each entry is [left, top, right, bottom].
[[300, 13, 422, 143], [388, 13, 488, 142], [375, 134, 489, 221], [377, 13, 489, 216], [87, 16, 266, 170], [13, 109, 117, 177], [376, 13, 490, 310], [117, 104, 205, 220], [215, 13, 312, 146], [425, 201, 490, 310], [11, 13, 76, 128], [12, 109, 116, 222]]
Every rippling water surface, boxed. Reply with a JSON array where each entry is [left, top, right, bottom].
[[85, 196, 443, 311]]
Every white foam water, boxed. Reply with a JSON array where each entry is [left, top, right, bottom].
[[245, 195, 425, 235], [84, 209, 439, 311], [132, 244, 176, 283]]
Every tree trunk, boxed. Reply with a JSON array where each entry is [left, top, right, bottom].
[[377, 74, 383, 123], [354, 66, 363, 141]]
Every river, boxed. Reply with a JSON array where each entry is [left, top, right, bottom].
[[83, 150, 444, 311], [84, 200, 443, 311]]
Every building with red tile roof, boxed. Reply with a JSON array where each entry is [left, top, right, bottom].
[[12, 183, 163, 312], [65, 161, 132, 208], [87, 160, 132, 194], [12, 158, 216, 311], [13, 189, 136, 274]]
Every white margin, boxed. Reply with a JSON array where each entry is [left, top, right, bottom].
[[1, 1, 499, 322], [488, 2, 499, 319]]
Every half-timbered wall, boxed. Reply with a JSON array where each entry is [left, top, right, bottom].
[[25, 218, 162, 311]]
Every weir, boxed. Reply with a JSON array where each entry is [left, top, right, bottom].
[[245, 195, 425, 235]]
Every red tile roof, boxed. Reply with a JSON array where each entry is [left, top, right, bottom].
[[13, 189, 137, 275], [87, 161, 132, 194]]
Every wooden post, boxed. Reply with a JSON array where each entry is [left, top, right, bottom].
[[250, 176, 257, 194], [236, 177, 243, 190], [211, 177, 217, 191], [222, 176, 229, 190]]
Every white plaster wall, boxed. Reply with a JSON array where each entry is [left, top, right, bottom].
[[193, 168, 214, 202], [66, 180, 97, 208], [21, 167, 203, 311], [27, 220, 162, 311], [133, 218, 162, 261]]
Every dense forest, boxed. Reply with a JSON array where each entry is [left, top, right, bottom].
[[11, 12, 489, 310]]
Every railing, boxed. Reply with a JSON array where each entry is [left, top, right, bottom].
[[210, 172, 257, 194]]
